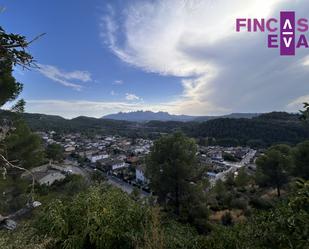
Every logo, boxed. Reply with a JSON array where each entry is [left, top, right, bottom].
[[236, 12, 309, 56]]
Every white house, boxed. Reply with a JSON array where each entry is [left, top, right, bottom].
[[39, 172, 66, 186], [135, 166, 148, 183], [112, 161, 128, 170], [90, 154, 109, 163], [64, 146, 75, 153]]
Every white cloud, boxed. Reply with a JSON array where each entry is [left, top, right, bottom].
[[287, 95, 309, 111], [113, 80, 123, 85], [125, 93, 140, 101], [101, 0, 309, 115], [302, 55, 309, 67], [37, 64, 92, 91]]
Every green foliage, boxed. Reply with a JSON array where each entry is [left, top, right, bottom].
[[180, 182, 209, 233], [56, 175, 88, 196], [46, 143, 64, 162], [90, 170, 106, 183], [146, 132, 208, 231], [10, 99, 25, 113], [162, 220, 202, 249], [4, 119, 44, 169], [16, 111, 309, 147], [292, 140, 309, 179], [235, 168, 250, 187], [0, 26, 34, 68], [36, 185, 149, 249], [213, 179, 226, 198], [222, 152, 238, 162], [0, 26, 35, 108], [0, 223, 55, 249], [0, 175, 30, 214], [131, 187, 142, 201], [300, 102, 309, 121], [256, 144, 293, 197], [0, 61, 23, 107], [186, 113, 309, 147], [204, 180, 309, 249], [221, 212, 233, 226], [146, 132, 197, 205]]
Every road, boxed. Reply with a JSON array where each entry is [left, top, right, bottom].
[[107, 175, 150, 197], [87, 167, 150, 197], [210, 149, 257, 186]]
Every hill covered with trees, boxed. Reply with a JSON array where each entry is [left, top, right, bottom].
[[10, 111, 309, 148]]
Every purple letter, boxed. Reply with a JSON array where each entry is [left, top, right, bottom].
[[236, 18, 247, 32], [266, 18, 278, 32], [296, 34, 309, 48], [297, 18, 309, 32], [280, 11, 295, 56], [253, 19, 265, 32], [268, 35, 279, 48]]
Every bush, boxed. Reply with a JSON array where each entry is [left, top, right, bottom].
[[221, 212, 233, 226], [36, 185, 148, 249], [249, 197, 273, 210], [230, 198, 248, 210]]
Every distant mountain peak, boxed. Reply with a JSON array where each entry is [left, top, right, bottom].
[[102, 111, 260, 122], [102, 110, 194, 122]]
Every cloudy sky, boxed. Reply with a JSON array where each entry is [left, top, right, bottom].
[[1, 0, 309, 118]]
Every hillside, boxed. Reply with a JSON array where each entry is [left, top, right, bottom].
[[0, 111, 304, 147], [102, 111, 259, 122]]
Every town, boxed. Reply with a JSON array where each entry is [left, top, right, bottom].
[[24, 131, 257, 194]]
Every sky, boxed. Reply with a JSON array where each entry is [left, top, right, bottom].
[[1, 0, 309, 118]]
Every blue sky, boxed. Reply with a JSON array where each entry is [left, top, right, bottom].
[[1, 0, 309, 118]]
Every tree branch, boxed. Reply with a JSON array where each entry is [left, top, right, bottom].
[[0, 154, 35, 201], [1, 33, 46, 49]]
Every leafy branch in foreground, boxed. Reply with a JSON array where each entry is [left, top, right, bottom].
[[300, 102, 309, 121], [0, 26, 45, 69], [0, 26, 44, 230]]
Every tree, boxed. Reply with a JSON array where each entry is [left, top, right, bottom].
[[0, 62, 23, 107], [235, 168, 250, 187], [292, 141, 309, 180], [300, 102, 309, 121], [203, 179, 309, 249], [146, 132, 208, 228], [223, 152, 238, 162], [4, 119, 44, 170], [46, 143, 64, 162], [213, 179, 226, 197], [0, 26, 40, 109], [256, 144, 292, 197], [180, 182, 209, 233], [0, 26, 43, 180], [131, 187, 142, 201]]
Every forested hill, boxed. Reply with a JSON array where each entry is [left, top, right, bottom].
[[1, 111, 307, 147], [187, 114, 308, 147]]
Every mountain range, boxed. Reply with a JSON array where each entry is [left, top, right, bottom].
[[1, 110, 307, 147], [102, 111, 260, 122]]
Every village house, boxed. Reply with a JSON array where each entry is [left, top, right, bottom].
[[112, 160, 128, 170], [135, 164, 148, 184], [89, 153, 109, 163]]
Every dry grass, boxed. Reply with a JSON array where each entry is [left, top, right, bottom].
[[209, 209, 246, 223]]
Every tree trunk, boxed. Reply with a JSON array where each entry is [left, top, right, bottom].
[[277, 184, 281, 197], [175, 184, 180, 216]]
